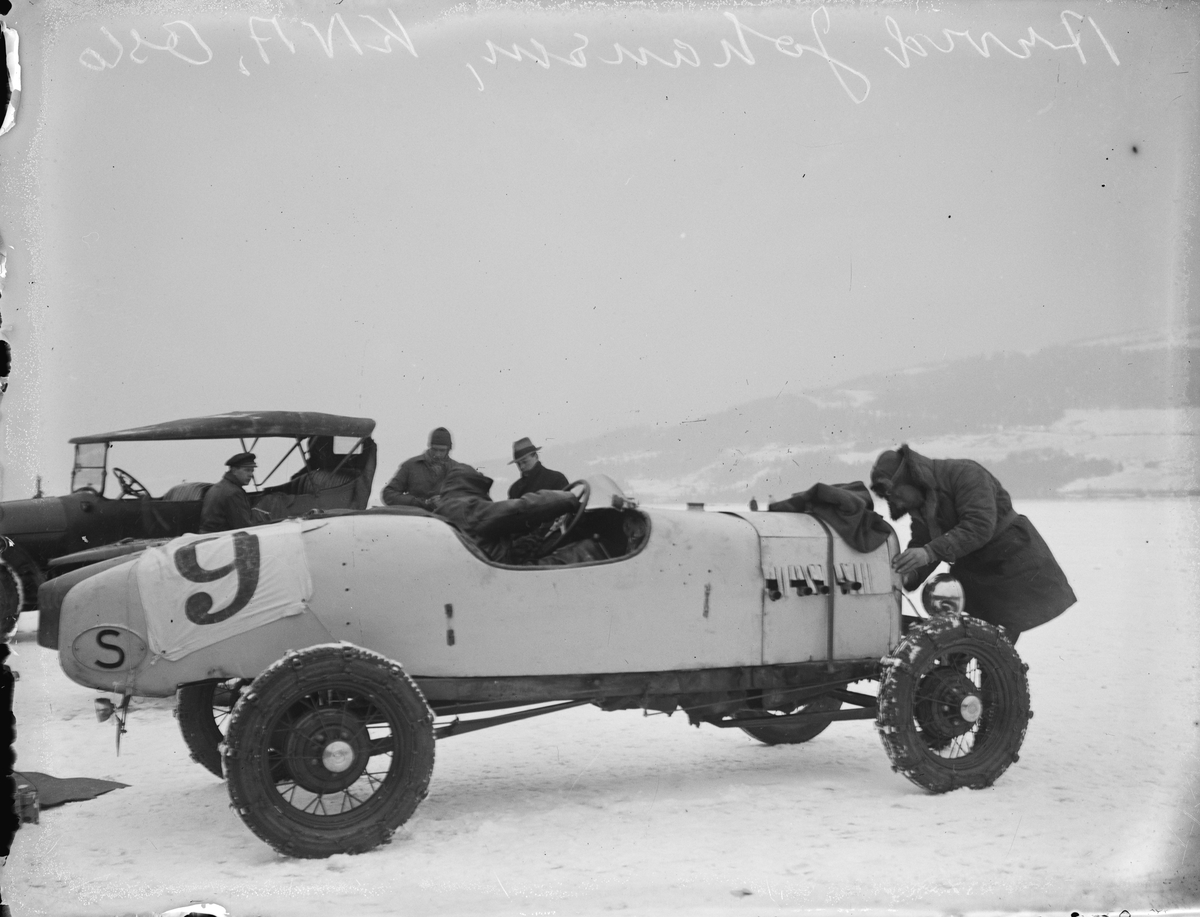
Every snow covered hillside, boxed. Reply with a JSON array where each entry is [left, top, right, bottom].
[[488, 329, 1200, 504]]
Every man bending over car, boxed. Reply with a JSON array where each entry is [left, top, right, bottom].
[[870, 444, 1076, 642], [434, 466, 603, 566]]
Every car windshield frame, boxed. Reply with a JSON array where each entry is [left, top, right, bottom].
[[70, 442, 109, 493]]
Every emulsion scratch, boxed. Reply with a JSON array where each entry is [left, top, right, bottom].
[[467, 62, 484, 90]]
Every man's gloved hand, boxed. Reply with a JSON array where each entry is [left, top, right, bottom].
[[892, 547, 932, 576]]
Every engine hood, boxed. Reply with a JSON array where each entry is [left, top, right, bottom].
[[0, 498, 69, 536]]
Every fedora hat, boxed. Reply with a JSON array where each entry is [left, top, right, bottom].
[[508, 437, 540, 463]]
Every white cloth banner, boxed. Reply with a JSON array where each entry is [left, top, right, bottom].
[[138, 521, 312, 661]]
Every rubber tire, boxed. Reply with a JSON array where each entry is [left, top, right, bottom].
[[739, 695, 842, 745], [0, 565, 20, 640], [223, 645, 435, 858], [177, 680, 242, 778], [877, 614, 1030, 793]]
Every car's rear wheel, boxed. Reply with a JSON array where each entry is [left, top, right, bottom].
[[177, 679, 245, 778], [877, 614, 1030, 793], [0, 565, 20, 640], [223, 645, 435, 858], [739, 695, 842, 745]]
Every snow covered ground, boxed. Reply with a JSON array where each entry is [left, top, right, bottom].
[[3, 499, 1199, 917]]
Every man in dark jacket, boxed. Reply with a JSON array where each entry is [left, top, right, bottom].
[[435, 465, 595, 565], [870, 444, 1076, 639], [382, 427, 466, 510], [199, 452, 259, 534], [507, 437, 569, 499]]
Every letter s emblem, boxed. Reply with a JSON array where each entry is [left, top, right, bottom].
[[94, 628, 126, 669]]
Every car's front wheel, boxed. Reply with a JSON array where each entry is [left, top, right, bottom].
[[223, 645, 435, 858], [876, 614, 1030, 793]]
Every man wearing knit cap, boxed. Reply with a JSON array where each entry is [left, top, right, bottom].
[[869, 444, 1076, 641], [382, 427, 467, 510], [199, 452, 260, 534]]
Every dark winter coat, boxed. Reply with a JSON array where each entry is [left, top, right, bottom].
[[199, 472, 256, 534], [436, 466, 579, 564], [381, 452, 468, 508], [891, 445, 1076, 632], [507, 462, 570, 500], [768, 481, 893, 554]]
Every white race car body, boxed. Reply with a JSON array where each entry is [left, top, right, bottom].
[[44, 497, 901, 700]]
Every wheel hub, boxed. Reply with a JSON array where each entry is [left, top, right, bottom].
[[283, 708, 371, 793], [322, 740, 355, 773], [915, 664, 983, 744], [959, 694, 983, 723]]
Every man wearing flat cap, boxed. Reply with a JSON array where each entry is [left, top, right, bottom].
[[507, 437, 569, 500], [199, 452, 259, 534], [382, 427, 467, 510], [870, 444, 1076, 641]]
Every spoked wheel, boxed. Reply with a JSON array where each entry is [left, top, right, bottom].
[[223, 645, 435, 858], [739, 695, 842, 745], [877, 614, 1030, 793], [177, 679, 246, 777]]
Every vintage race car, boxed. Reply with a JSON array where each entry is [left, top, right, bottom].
[[1, 411, 377, 636], [37, 477, 1031, 859]]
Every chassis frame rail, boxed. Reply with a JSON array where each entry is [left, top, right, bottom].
[[434, 699, 590, 739]]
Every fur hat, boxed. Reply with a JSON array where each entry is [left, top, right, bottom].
[[869, 449, 904, 495]]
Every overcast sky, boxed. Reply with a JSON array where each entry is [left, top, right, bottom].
[[2, 0, 1197, 495]]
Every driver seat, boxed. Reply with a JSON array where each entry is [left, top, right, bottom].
[[162, 482, 211, 502]]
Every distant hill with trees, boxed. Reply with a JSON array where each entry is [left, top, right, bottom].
[[498, 327, 1198, 502]]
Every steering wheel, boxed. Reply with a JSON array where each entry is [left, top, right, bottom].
[[538, 480, 591, 557], [112, 467, 151, 499]]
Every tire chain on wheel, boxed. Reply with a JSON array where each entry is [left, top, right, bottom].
[[222, 644, 435, 858], [876, 613, 1031, 793]]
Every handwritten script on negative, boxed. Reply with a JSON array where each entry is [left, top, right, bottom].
[[78, 6, 1121, 104]]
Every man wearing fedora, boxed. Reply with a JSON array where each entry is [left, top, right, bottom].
[[869, 444, 1076, 642], [199, 452, 260, 534], [507, 437, 569, 499], [382, 427, 466, 510]]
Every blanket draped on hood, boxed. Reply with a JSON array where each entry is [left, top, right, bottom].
[[768, 481, 893, 554]]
